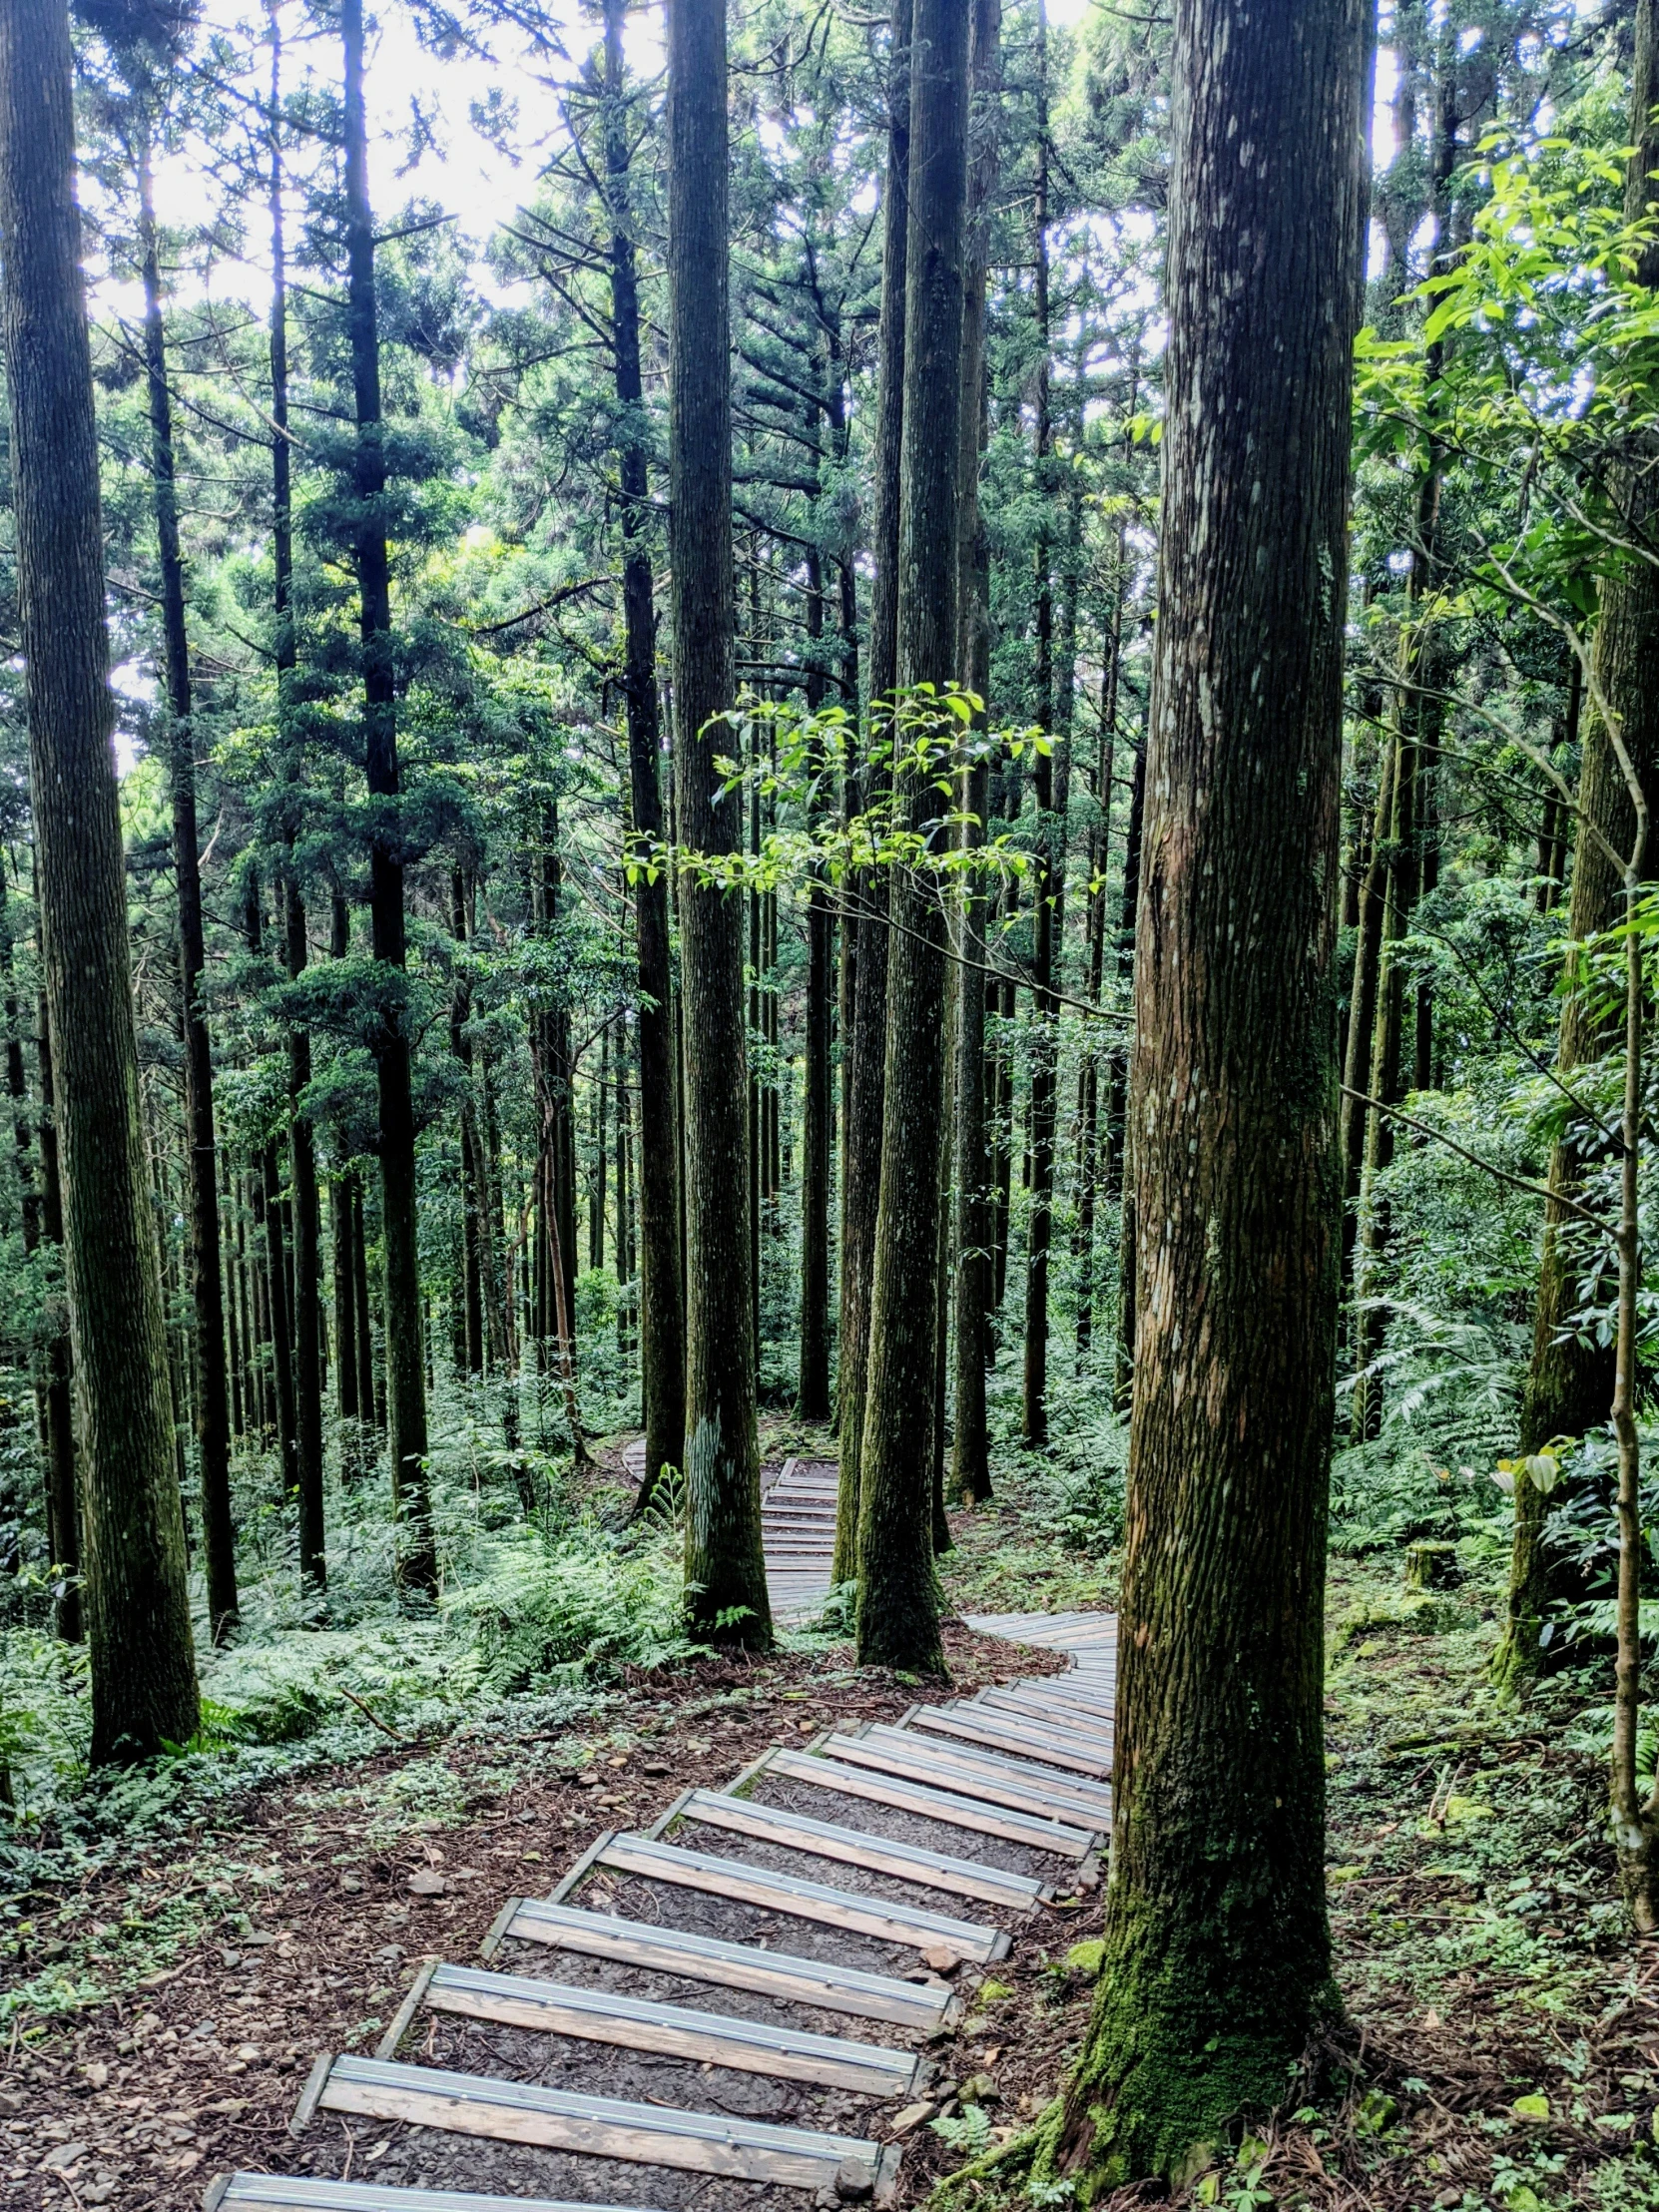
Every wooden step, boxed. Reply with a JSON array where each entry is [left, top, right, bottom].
[[763, 1746, 1100, 1860], [592, 1831, 1009, 1961], [837, 1726, 1113, 1825], [974, 1684, 1116, 1725], [492, 1900, 959, 2030], [305, 2054, 900, 2198], [904, 1705, 1114, 1778], [677, 1790, 1048, 1909], [420, 1962, 923, 2096], [206, 2177, 658, 2212]]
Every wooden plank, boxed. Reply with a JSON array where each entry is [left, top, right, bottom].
[[375, 1958, 439, 2061], [766, 1747, 1099, 1858], [287, 2052, 332, 2137], [679, 1789, 1046, 1910], [504, 1900, 958, 2028], [476, 1899, 519, 1964], [211, 2174, 670, 2212], [594, 1831, 1008, 1961], [905, 1706, 1114, 1779], [545, 1829, 617, 1906], [839, 1726, 1113, 1823], [645, 1787, 695, 1842], [422, 1962, 922, 2096], [975, 1686, 1116, 1726], [315, 2055, 889, 2196], [931, 1698, 1115, 1754]]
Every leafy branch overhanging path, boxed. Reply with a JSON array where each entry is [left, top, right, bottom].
[[204, 1586, 1117, 2212]]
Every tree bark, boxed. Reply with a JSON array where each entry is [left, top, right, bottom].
[[668, 0, 771, 1646], [0, 0, 200, 1759], [601, 0, 686, 1504], [833, 0, 910, 1584], [1022, 0, 1057, 1451], [37, 985, 79, 1643], [283, 876, 325, 1592], [854, 0, 971, 1673], [950, 0, 999, 1509], [1045, 0, 1363, 2181], [341, 0, 433, 1591], [265, 45, 324, 1592], [136, 128, 239, 1644]]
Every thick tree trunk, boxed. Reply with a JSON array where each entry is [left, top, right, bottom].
[[854, 0, 970, 1673], [137, 133, 239, 1644], [602, 0, 686, 1503], [668, 0, 771, 1646], [833, 0, 910, 1584], [950, 0, 1000, 1509], [1045, 0, 1363, 2182], [342, 0, 433, 1591], [0, 0, 200, 1759]]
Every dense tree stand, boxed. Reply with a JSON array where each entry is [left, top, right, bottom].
[[1493, 0, 1659, 1700], [1038, 0, 1365, 2185]]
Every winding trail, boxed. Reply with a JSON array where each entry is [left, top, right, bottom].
[[208, 1579, 1116, 2212]]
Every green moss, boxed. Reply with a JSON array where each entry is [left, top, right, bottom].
[[1030, 1898, 1341, 2197]]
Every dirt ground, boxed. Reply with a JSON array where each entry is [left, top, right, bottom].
[[4, 1623, 1070, 2212]]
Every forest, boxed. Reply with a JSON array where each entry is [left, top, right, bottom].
[[4, 0, 1659, 2207]]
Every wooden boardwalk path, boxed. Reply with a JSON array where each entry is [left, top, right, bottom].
[[617, 1448, 838, 1622], [209, 1601, 1116, 2212]]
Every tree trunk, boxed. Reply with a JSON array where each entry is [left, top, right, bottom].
[[799, 841, 833, 1421], [137, 129, 239, 1645], [1498, 35, 1659, 1690], [950, 0, 999, 1509], [37, 986, 79, 1643], [1045, 0, 1363, 2182], [668, 0, 771, 1647], [1074, 542, 1123, 1365], [264, 57, 324, 1593], [854, 0, 971, 1674], [0, 0, 200, 1758], [341, 0, 433, 1591], [283, 876, 325, 1593], [834, 0, 910, 1583], [602, 0, 686, 1503], [332, 1172, 359, 1422], [1021, 0, 1057, 1452], [351, 1172, 377, 1444]]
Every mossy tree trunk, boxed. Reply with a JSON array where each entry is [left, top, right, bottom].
[[1042, 0, 1364, 2185]]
